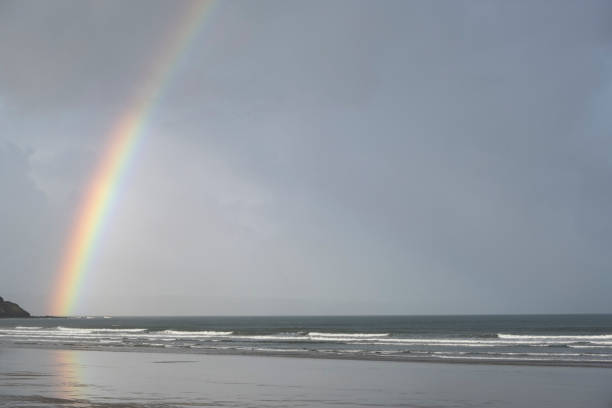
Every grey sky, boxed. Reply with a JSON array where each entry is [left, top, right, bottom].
[[1, 0, 611, 315]]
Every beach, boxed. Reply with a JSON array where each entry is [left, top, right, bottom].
[[4, 1, 612, 406], [1, 347, 611, 407], [1, 315, 612, 407]]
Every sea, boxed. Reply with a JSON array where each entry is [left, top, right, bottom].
[[1, 314, 611, 366], [1, 315, 612, 407]]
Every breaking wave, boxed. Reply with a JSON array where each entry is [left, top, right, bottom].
[[308, 332, 389, 338], [0, 324, 610, 365], [498, 333, 612, 340]]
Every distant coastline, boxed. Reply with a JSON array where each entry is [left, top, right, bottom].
[[0, 297, 30, 318]]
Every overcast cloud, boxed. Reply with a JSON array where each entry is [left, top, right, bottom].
[[1, 0, 611, 315]]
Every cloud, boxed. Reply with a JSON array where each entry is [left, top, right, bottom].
[[0, 142, 65, 313], [1, 0, 611, 314]]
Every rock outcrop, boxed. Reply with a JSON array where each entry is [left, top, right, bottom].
[[0, 296, 30, 317]]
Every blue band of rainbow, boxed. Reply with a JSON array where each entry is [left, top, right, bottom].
[[50, 1, 215, 316]]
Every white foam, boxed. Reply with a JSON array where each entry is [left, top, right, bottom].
[[158, 330, 233, 336], [569, 345, 612, 349], [2, 325, 611, 363], [252, 347, 308, 353], [498, 333, 612, 340], [56, 327, 147, 333], [308, 332, 389, 338], [141, 343, 166, 347], [231, 335, 310, 341]]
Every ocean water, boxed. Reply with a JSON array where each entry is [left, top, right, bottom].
[[1, 314, 611, 366]]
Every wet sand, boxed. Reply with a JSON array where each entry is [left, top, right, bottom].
[[1, 347, 612, 407]]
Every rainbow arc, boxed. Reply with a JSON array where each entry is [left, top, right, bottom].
[[50, 1, 215, 316]]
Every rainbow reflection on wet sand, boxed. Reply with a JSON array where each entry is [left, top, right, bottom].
[[1, 347, 612, 407]]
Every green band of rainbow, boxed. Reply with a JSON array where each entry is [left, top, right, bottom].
[[50, 1, 215, 316]]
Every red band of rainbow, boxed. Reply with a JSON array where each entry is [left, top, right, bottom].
[[50, 1, 215, 316]]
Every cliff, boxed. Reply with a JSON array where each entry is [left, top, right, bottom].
[[0, 296, 30, 317]]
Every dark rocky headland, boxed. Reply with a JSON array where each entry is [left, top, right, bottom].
[[0, 296, 30, 317]]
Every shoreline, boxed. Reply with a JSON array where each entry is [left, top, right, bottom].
[[4, 347, 612, 408], [3, 342, 612, 369]]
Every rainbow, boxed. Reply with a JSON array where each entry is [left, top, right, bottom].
[[50, 1, 215, 316]]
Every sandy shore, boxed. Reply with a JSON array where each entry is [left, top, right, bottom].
[[2, 347, 612, 407]]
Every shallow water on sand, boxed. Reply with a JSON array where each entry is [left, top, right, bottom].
[[1, 347, 611, 407]]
